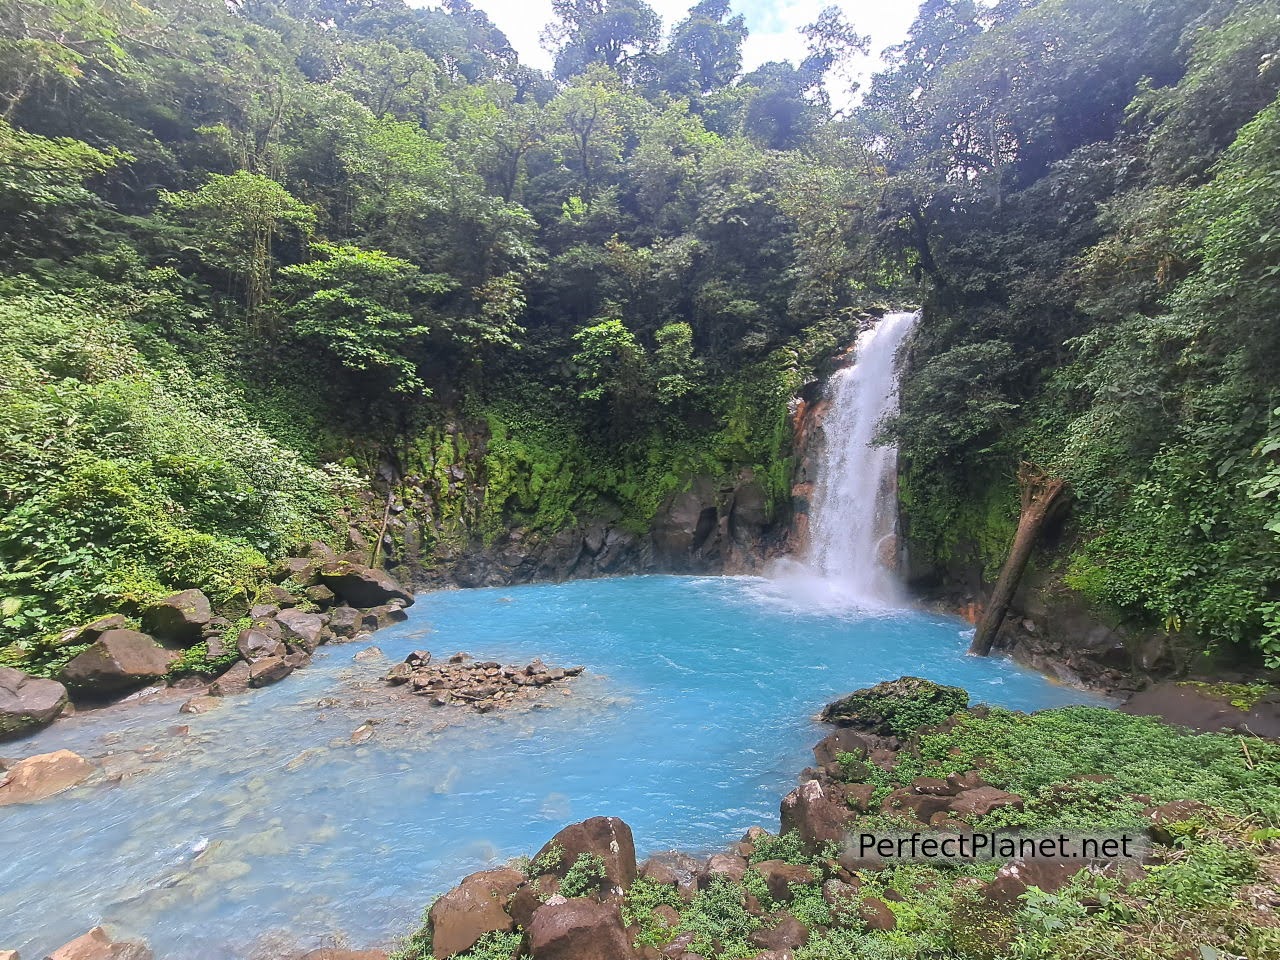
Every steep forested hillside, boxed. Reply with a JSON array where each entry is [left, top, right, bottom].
[[1, 0, 1278, 674]]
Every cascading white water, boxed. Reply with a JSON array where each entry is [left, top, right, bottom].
[[803, 310, 918, 607]]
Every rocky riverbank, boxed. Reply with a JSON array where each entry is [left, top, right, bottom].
[[0, 543, 416, 744], [390, 676, 1280, 960]]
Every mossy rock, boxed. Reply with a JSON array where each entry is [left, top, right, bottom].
[[821, 676, 970, 737]]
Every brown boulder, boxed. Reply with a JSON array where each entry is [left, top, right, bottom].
[[779, 780, 854, 850], [208, 661, 252, 697], [319, 562, 414, 609], [749, 913, 808, 951], [1143, 799, 1211, 846], [60, 631, 178, 694], [56, 614, 128, 648], [327, 607, 362, 639], [428, 867, 524, 958], [528, 898, 635, 960], [140, 589, 212, 646], [980, 859, 1088, 906], [698, 853, 747, 888], [0, 749, 93, 806], [750, 861, 815, 902], [0, 667, 68, 741], [237, 629, 285, 662], [948, 787, 1024, 819], [859, 896, 896, 930], [44, 926, 152, 960], [248, 657, 293, 688], [882, 787, 952, 823], [277, 609, 328, 650], [534, 817, 638, 892]]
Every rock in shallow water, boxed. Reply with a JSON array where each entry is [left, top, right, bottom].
[[0, 749, 93, 806], [0, 667, 68, 741], [60, 631, 179, 695], [45, 926, 152, 960]]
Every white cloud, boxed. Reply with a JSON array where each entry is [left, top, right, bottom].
[[412, 0, 922, 96]]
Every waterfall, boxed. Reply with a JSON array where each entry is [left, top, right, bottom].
[[803, 310, 918, 607]]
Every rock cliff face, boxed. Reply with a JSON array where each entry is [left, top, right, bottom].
[[368, 420, 794, 590]]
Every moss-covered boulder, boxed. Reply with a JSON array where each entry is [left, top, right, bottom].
[[821, 676, 969, 737]]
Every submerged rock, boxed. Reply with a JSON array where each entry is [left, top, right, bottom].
[[60, 631, 179, 695], [44, 926, 152, 960], [0, 749, 93, 806], [0, 667, 68, 741]]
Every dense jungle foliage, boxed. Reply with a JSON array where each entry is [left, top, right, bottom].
[[1, 0, 1278, 668]]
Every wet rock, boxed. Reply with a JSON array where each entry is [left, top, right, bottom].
[[392, 653, 583, 712], [535, 817, 638, 892], [0, 949, 17, 960], [44, 926, 152, 960], [249, 603, 280, 620], [61, 631, 179, 694], [750, 912, 808, 951], [248, 657, 293, 688], [350, 723, 375, 744], [821, 677, 969, 736], [277, 609, 328, 650], [208, 661, 252, 697], [179, 696, 222, 715], [354, 646, 384, 663], [1121, 682, 1280, 739], [0, 668, 68, 741], [0, 749, 93, 807], [386, 663, 413, 684], [428, 867, 524, 958], [750, 861, 816, 902], [319, 561, 414, 609], [140, 589, 212, 647], [361, 604, 409, 631], [528, 898, 635, 960], [237, 629, 285, 662], [283, 651, 311, 670]]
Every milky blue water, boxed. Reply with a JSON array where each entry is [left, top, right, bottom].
[[0, 576, 1107, 958]]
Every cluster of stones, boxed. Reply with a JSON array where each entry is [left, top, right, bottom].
[[0, 926, 388, 960], [385, 651, 584, 712], [424, 813, 900, 960], [0, 543, 414, 805]]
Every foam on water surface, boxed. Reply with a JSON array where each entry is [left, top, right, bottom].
[[0, 576, 1108, 958]]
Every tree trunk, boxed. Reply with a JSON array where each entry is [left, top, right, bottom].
[[969, 464, 1069, 657]]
